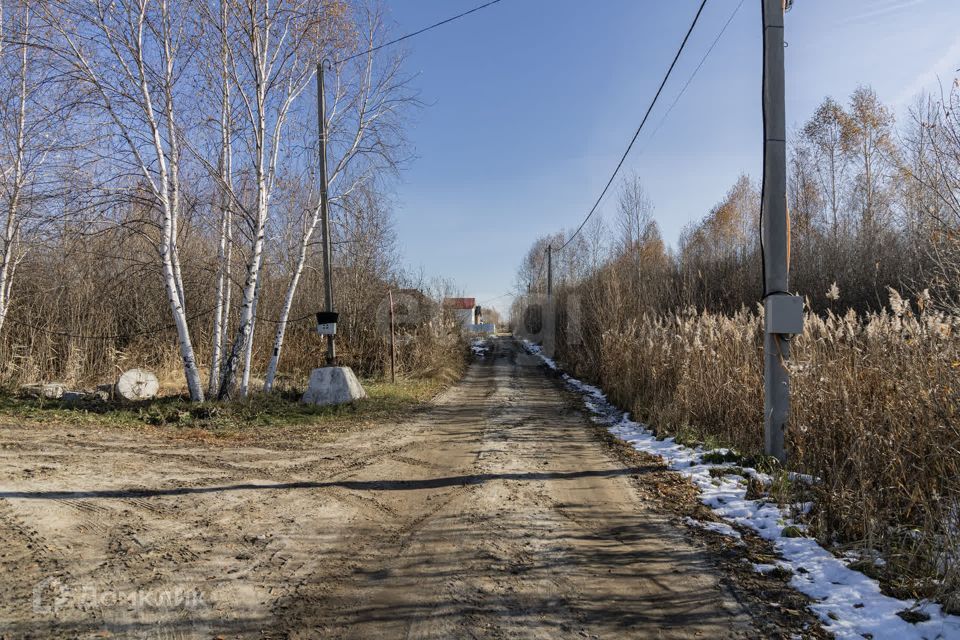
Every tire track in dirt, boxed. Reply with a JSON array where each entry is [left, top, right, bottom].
[[0, 499, 98, 637], [0, 336, 823, 638]]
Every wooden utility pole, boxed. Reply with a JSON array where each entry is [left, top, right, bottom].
[[761, 0, 801, 463], [317, 61, 336, 365]]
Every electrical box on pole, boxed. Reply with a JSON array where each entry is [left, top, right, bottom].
[[761, 0, 802, 464], [316, 311, 339, 336]]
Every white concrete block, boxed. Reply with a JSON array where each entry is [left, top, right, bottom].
[[20, 383, 65, 399], [301, 367, 367, 406]]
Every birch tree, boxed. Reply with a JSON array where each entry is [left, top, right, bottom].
[[210, 0, 351, 398], [199, 0, 236, 397], [843, 85, 897, 233], [0, 2, 69, 336], [803, 97, 850, 238], [0, 2, 30, 335], [45, 0, 206, 400], [263, 3, 415, 392]]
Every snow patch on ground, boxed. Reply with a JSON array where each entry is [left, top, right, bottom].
[[522, 340, 960, 640], [752, 562, 782, 574], [471, 338, 490, 357], [683, 516, 743, 541]]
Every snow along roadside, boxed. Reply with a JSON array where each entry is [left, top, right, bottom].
[[522, 341, 960, 640]]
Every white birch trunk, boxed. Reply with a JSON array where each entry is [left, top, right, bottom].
[[0, 161, 21, 342], [214, 0, 356, 397], [162, 153, 204, 401], [240, 265, 263, 397], [222, 215, 233, 353], [218, 216, 265, 398], [217, 124, 267, 399], [263, 217, 317, 392], [0, 197, 18, 337], [161, 9, 203, 401], [0, 8, 26, 337], [208, 200, 229, 396], [162, 195, 204, 401], [208, 9, 233, 397], [43, 0, 204, 400], [216, 2, 290, 398]]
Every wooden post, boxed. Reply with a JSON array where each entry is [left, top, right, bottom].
[[388, 290, 396, 383]]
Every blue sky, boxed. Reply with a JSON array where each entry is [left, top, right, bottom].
[[384, 0, 960, 312]]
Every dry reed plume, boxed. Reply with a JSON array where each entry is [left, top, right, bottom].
[[557, 289, 958, 606]]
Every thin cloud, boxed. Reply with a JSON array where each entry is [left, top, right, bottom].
[[836, 0, 925, 27], [893, 35, 960, 106]]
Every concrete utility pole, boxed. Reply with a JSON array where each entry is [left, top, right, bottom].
[[317, 61, 336, 365], [761, 0, 802, 464]]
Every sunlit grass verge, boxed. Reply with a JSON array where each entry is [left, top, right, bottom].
[[0, 377, 445, 443]]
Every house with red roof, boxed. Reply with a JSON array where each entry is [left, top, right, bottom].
[[444, 297, 480, 330]]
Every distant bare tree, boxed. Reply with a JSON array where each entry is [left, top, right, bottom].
[[615, 174, 655, 257], [904, 81, 960, 311], [0, 3, 39, 333], [843, 85, 897, 233], [803, 97, 850, 238]]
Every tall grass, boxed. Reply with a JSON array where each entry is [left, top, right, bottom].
[[556, 288, 959, 606]]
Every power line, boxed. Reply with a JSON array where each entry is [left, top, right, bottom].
[[5, 306, 321, 341], [254, 312, 316, 325], [336, 0, 505, 65], [478, 292, 513, 305], [557, 0, 710, 252], [4, 306, 218, 341], [533, 252, 547, 287], [639, 0, 745, 154]]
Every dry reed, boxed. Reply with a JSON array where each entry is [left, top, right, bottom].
[[556, 288, 959, 605]]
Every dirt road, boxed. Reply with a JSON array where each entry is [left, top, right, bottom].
[[1, 337, 766, 638]]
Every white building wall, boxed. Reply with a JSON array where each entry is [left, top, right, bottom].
[[455, 308, 474, 329]]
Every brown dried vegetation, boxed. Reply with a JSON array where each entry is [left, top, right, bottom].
[[516, 83, 960, 603]]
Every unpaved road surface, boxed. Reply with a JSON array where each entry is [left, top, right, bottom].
[[1, 338, 767, 638]]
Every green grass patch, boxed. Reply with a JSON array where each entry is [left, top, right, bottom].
[[701, 449, 743, 465], [0, 377, 444, 442], [708, 466, 747, 479]]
